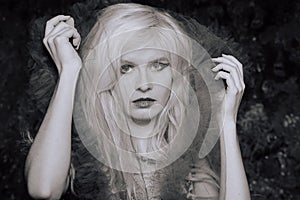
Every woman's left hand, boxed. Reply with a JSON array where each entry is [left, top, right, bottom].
[[211, 54, 245, 122]]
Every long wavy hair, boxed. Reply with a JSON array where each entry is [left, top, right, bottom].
[[74, 3, 194, 199]]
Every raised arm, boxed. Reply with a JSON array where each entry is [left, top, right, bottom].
[[186, 54, 250, 200], [212, 54, 250, 200], [25, 15, 82, 199]]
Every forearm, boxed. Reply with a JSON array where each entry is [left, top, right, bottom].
[[25, 68, 80, 199], [220, 119, 250, 200]]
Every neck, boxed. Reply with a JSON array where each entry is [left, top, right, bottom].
[[128, 117, 158, 153]]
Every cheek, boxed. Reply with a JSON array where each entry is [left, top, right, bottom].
[[156, 70, 173, 103], [158, 69, 172, 89], [115, 76, 135, 101], [160, 88, 171, 105]]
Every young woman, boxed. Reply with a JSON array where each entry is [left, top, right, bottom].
[[25, 3, 250, 200]]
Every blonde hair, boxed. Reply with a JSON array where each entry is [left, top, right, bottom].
[[76, 3, 193, 198]]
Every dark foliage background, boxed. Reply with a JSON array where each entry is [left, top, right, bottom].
[[0, 0, 299, 199]]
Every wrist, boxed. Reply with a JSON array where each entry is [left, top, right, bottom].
[[60, 64, 81, 79], [223, 110, 237, 123], [221, 117, 237, 139]]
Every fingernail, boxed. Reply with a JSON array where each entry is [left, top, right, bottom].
[[75, 41, 81, 50], [211, 66, 217, 71]]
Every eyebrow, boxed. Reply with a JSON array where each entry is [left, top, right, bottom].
[[120, 57, 170, 65]]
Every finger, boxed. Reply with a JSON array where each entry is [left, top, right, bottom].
[[212, 63, 243, 90], [221, 54, 243, 79], [47, 27, 80, 69], [55, 28, 81, 47], [65, 17, 74, 27], [211, 56, 243, 79], [46, 21, 73, 38], [73, 36, 81, 50], [45, 15, 71, 36], [44, 22, 79, 55], [65, 17, 79, 49], [44, 24, 72, 64], [214, 71, 240, 95], [65, 19, 80, 49], [55, 27, 81, 49], [45, 27, 74, 68], [48, 22, 80, 46]]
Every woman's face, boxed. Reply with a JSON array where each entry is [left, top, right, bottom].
[[112, 48, 173, 122]]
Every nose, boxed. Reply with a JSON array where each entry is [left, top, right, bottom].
[[136, 67, 153, 92]]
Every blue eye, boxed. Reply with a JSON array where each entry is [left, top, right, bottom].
[[120, 64, 134, 74], [151, 62, 170, 71]]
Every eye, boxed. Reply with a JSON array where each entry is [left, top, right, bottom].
[[151, 62, 170, 71], [120, 64, 134, 74]]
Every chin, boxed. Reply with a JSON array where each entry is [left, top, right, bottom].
[[129, 108, 162, 122]]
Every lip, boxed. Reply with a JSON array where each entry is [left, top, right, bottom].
[[132, 97, 156, 103], [132, 98, 156, 108]]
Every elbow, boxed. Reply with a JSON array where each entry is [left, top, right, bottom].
[[24, 158, 66, 199], [26, 172, 63, 200], [25, 163, 51, 199], [27, 183, 63, 200], [27, 184, 51, 199]]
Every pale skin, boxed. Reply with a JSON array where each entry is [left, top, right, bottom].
[[25, 15, 250, 199]]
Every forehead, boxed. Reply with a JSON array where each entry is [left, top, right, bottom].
[[121, 49, 170, 64], [119, 28, 176, 57]]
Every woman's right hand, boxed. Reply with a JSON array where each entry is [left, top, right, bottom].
[[43, 15, 82, 75]]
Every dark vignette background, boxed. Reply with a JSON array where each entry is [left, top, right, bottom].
[[0, 0, 299, 199]]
